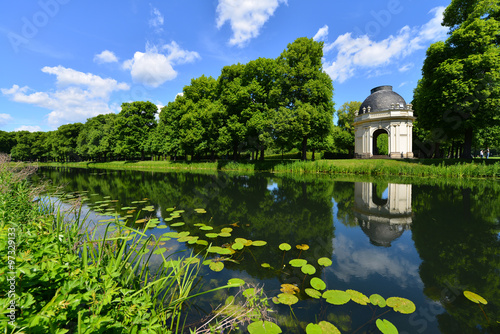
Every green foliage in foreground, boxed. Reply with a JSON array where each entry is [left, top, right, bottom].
[[0, 160, 236, 333], [33, 158, 500, 179]]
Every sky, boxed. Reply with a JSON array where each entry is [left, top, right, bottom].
[[0, 0, 451, 132]]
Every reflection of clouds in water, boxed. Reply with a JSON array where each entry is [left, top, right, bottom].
[[332, 234, 421, 288]]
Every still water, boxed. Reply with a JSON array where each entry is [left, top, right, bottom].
[[35, 167, 500, 333]]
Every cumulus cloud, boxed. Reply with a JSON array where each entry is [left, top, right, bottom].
[[313, 25, 329, 42], [216, 0, 287, 47], [1, 66, 130, 127], [322, 6, 447, 83], [398, 63, 414, 72], [15, 125, 42, 132], [0, 113, 12, 126], [149, 5, 164, 32], [94, 50, 119, 64], [123, 42, 200, 87]]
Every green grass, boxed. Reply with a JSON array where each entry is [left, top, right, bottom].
[[32, 157, 500, 179]]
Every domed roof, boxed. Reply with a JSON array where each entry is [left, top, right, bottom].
[[359, 86, 407, 114], [359, 220, 405, 247]]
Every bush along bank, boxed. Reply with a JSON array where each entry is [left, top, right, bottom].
[[0, 157, 236, 333]]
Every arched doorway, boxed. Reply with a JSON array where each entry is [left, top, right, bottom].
[[373, 129, 389, 156]]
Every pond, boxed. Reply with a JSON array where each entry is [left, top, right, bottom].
[[34, 167, 500, 333]]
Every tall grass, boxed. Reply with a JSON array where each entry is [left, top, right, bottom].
[[0, 155, 237, 333]]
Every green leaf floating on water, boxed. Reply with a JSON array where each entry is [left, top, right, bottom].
[[153, 248, 167, 255], [200, 226, 213, 231], [232, 242, 244, 250], [227, 278, 245, 287], [317, 257, 332, 267], [318, 321, 340, 334], [301, 264, 316, 275], [218, 232, 232, 237], [261, 263, 271, 268], [310, 277, 326, 291], [208, 246, 232, 255], [205, 233, 219, 238], [289, 259, 307, 267], [279, 243, 291, 251], [221, 227, 233, 233], [305, 288, 322, 299], [346, 289, 370, 305], [386, 297, 416, 314], [322, 290, 351, 305], [252, 240, 267, 246], [370, 294, 387, 307], [463, 291, 488, 305], [305, 323, 322, 334], [170, 222, 185, 227], [247, 321, 282, 334], [376, 319, 398, 334], [209, 261, 224, 272], [277, 293, 299, 305]]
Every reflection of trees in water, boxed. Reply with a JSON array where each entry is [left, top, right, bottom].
[[411, 184, 500, 333], [36, 168, 336, 282]]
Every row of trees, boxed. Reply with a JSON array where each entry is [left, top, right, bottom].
[[1, 38, 361, 162], [413, 0, 500, 158]]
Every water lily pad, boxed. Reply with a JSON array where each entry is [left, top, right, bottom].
[[200, 226, 214, 231], [322, 290, 351, 305], [196, 240, 208, 246], [296, 244, 309, 250], [205, 233, 219, 238], [187, 236, 199, 244], [228, 278, 245, 287], [195, 208, 207, 213], [243, 288, 256, 298], [170, 222, 185, 227], [163, 232, 180, 238], [386, 297, 416, 314], [247, 321, 282, 334], [279, 243, 291, 251], [310, 277, 326, 291], [346, 290, 369, 305], [305, 288, 322, 299], [252, 240, 267, 246], [209, 261, 224, 272], [280, 284, 299, 294], [235, 238, 251, 246], [301, 264, 316, 275], [178, 231, 190, 237], [306, 324, 322, 334], [218, 232, 232, 237], [317, 257, 332, 267], [208, 246, 232, 255], [135, 218, 148, 224], [157, 225, 168, 229], [261, 263, 271, 268], [464, 291, 488, 305], [277, 293, 298, 305], [376, 319, 398, 334], [221, 227, 233, 233], [232, 242, 244, 250], [289, 259, 307, 267], [318, 321, 340, 334], [370, 294, 386, 307], [153, 248, 167, 255]]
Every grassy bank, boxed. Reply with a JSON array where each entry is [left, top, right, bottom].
[[33, 158, 500, 179], [0, 158, 237, 333]]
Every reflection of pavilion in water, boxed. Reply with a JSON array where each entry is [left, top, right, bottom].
[[353, 182, 412, 247]]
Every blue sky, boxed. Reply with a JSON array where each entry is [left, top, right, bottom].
[[0, 0, 450, 132]]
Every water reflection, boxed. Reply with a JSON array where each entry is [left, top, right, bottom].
[[353, 182, 412, 247]]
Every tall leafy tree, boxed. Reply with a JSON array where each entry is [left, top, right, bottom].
[[77, 114, 116, 161], [113, 101, 157, 160], [51, 123, 83, 162], [332, 101, 361, 155], [0, 131, 16, 154], [277, 37, 335, 160], [413, 0, 500, 158]]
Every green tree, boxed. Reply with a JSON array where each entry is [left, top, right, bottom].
[[113, 101, 157, 160], [51, 123, 83, 162], [10, 131, 33, 161], [332, 101, 361, 155], [277, 37, 335, 160], [0, 131, 16, 154], [77, 114, 116, 161], [413, 0, 500, 158]]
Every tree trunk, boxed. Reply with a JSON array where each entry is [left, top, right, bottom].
[[312, 148, 316, 161], [463, 127, 473, 159], [260, 147, 265, 161], [301, 137, 307, 161]]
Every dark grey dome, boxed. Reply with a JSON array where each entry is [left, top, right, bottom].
[[359, 220, 405, 247], [359, 85, 407, 114]]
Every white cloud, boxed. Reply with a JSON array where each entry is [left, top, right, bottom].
[[94, 50, 119, 64], [398, 63, 414, 72], [322, 6, 447, 83], [123, 42, 200, 88], [149, 5, 164, 32], [313, 25, 329, 42], [0, 113, 12, 126], [15, 125, 42, 132], [1, 67, 130, 127], [216, 0, 287, 47]]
